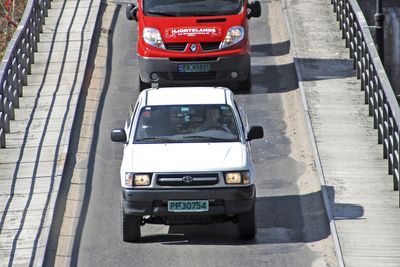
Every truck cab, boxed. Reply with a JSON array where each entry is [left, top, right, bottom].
[[126, 0, 261, 91]]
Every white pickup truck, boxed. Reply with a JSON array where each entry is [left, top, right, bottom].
[[111, 87, 263, 242]]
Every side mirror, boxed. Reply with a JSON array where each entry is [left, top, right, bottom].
[[247, 1, 261, 19], [247, 125, 264, 141], [111, 128, 127, 143], [126, 3, 138, 21]]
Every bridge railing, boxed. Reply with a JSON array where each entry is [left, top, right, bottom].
[[333, 0, 400, 205], [0, 0, 51, 148]]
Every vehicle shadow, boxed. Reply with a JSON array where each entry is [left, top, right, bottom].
[[244, 41, 298, 95], [250, 41, 291, 58], [244, 41, 357, 95], [137, 188, 363, 245], [296, 57, 356, 82], [249, 63, 299, 95]]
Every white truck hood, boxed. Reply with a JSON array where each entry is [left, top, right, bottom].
[[123, 142, 248, 172]]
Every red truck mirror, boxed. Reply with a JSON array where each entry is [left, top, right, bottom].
[[248, 1, 261, 19], [126, 3, 138, 21]]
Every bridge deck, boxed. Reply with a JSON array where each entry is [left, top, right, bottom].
[[0, 0, 99, 265]]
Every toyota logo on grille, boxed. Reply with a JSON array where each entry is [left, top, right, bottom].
[[190, 43, 197, 52], [182, 175, 193, 183]]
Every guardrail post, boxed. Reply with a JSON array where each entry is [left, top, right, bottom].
[[0, 128, 5, 148], [394, 130, 399, 191], [0, 111, 10, 133], [349, 12, 355, 58], [383, 103, 389, 159], [17, 47, 27, 88], [375, 0, 385, 63], [0, 95, 4, 112], [42, 0, 50, 17], [388, 115, 394, 173], [36, 1, 43, 33], [26, 41, 32, 74], [343, 1, 349, 43], [356, 29, 361, 77]]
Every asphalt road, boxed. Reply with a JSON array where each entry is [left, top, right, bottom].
[[53, 0, 339, 266]]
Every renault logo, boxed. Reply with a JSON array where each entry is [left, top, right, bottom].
[[190, 43, 197, 52], [182, 175, 193, 183]]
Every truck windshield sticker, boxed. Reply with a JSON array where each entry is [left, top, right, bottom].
[[166, 27, 222, 38]]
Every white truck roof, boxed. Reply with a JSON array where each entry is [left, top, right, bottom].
[[142, 87, 234, 106]]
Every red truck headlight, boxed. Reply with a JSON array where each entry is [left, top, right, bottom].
[[143, 27, 165, 49]]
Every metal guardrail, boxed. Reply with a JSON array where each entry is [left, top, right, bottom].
[[333, 0, 400, 205], [0, 0, 51, 148]]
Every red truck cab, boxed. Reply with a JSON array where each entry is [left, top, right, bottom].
[[126, 0, 261, 91]]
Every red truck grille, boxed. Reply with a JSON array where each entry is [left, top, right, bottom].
[[200, 42, 221, 50], [165, 43, 187, 51], [164, 42, 221, 52]]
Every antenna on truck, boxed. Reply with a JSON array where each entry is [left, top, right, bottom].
[[151, 82, 159, 89]]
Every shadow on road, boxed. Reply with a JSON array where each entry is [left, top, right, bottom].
[[245, 41, 357, 95], [249, 63, 299, 95], [251, 41, 291, 57], [325, 185, 364, 220], [134, 189, 363, 245], [296, 57, 356, 81]]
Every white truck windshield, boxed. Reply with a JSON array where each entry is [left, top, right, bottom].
[[134, 104, 240, 143]]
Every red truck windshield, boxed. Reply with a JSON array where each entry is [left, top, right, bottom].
[[143, 0, 243, 16]]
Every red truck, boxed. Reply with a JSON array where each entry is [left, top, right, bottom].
[[126, 0, 261, 91]]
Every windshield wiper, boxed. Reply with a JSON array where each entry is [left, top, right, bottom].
[[182, 135, 236, 141], [145, 11, 179, 16], [135, 137, 178, 142], [190, 12, 219, 16]]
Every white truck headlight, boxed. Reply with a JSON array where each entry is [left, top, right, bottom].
[[143, 28, 165, 49], [220, 26, 244, 49], [125, 173, 151, 187], [224, 171, 250, 184]]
